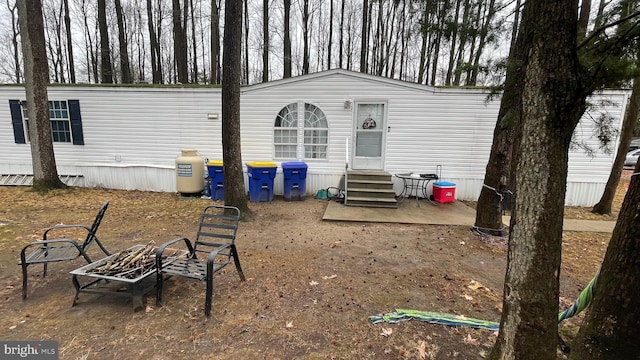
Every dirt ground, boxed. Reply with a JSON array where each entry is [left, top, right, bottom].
[[0, 171, 630, 360]]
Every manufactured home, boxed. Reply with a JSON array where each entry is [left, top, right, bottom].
[[0, 69, 630, 206]]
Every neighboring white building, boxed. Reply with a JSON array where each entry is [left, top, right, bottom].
[[0, 69, 630, 205]]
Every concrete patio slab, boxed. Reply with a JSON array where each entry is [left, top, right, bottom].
[[322, 198, 477, 226], [323, 199, 617, 233]]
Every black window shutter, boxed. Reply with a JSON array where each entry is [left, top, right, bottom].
[[9, 99, 25, 144], [68, 100, 84, 145]]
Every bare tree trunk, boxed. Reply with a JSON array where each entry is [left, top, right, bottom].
[[147, 0, 161, 83], [445, 0, 462, 85], [328, 0, 333, 69], [469, 0, 496, 85], [569, 159, 640, 359], [398, 0, 408, 80], [283, 0, 292, 78], [210, 0, 221, 84], [53, 1, 65, 83], [453, 0, 471, 85], [190, 0, 198, 82], [346, 5, 353, 70], [338, 0, 345, 69], [488, 0, 587, 358], [62, 0, 75, 83], [243, 0, 250, 83], [81, 0, 96, 82], [262, 0, 269, 82], [7, 0, 21, 83], [360, 0, 368, 73], [592, 76, 640, 214], [98, 0, 113, 83], [156, 0, 164, 82], [578, 0, 592, 39], [302, 0, 310, 75], [16, 0, 66, 190], [115, 0, 132, 83], [510, 0, 522, 53], [222, 0, 252, 218], [172, 0, 188, 83], [594, 0, 609, 29], [417, 29, 428, 84]]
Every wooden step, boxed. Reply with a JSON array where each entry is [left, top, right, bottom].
[[346, 196, 398, 208], [348, 188, 396, 199], [347, 179, 394, 190]]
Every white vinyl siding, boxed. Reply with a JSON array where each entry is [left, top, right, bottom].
[[0, 70, 629, 204]]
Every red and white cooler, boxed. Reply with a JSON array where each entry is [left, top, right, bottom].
[[432, 181, 456, 203]]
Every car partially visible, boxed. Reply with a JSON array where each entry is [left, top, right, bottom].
[[624, 149, 640, 166]]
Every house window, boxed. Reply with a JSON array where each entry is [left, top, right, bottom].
[[274, 102, 328, 160], [9, 99, 84, 145], [48, 101, 71, 142]]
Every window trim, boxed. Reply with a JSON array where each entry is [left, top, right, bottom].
[[273, 101, 329, 161]]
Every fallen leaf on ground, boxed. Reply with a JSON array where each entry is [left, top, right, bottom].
[[417, 341, 426, 359], [463, 334, 479, 345], [285, 321, 294, 328], [468, 280, 486, 291], [322, 274, 337, 280], [380, 328, 393, 337], [462, 294, 473, 301]]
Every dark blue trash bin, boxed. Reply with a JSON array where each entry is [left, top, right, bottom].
[[246, 161, 277, 202], [207, 160, 224, 200], [282, 162, 308, 201]]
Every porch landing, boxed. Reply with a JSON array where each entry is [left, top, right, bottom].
[[323, 197, 477, 225]]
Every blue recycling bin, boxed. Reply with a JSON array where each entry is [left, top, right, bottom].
[[246, 161, 277, 202], [207, 160, 224, 200], [282, 162, 308, 201]]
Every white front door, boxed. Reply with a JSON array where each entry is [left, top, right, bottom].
[[351, 102, 386, 170]]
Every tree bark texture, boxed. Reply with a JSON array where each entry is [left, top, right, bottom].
[[360, 0, 368, 73], [115, 0, 132, 84], [8, 0, 21, 83], [328, 0, 333, 69], [97, 0, 112, 84], [62, 0, 74, 83], [474, 0, 531, 235], [302, 0, 310, 75], [210, 0, 220, 84], [283, 0, 291, 78], [243, 0, 249, 84], [17, 0, 65, 190], [172, 0, 188, 83], [262, 0, 269, 82], [569, 160, 640, 359], [592, 76, 640, 214], [222, 0, 251, 218], [147, 0, 161, 83], [489, 0, 587, 359]]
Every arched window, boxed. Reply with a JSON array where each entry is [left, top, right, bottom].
[[274, 102, 328, 159]]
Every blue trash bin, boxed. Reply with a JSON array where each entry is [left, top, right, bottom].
[[282, 162, 308, 201], [246, 161, 277, 202], [207, 160, 224, 200]]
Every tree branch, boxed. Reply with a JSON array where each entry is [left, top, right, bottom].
[[578, 10, 640, 50]]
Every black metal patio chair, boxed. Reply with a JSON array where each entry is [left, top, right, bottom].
[[155, 205, 246, 316], [19, 201, 111, 299]]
